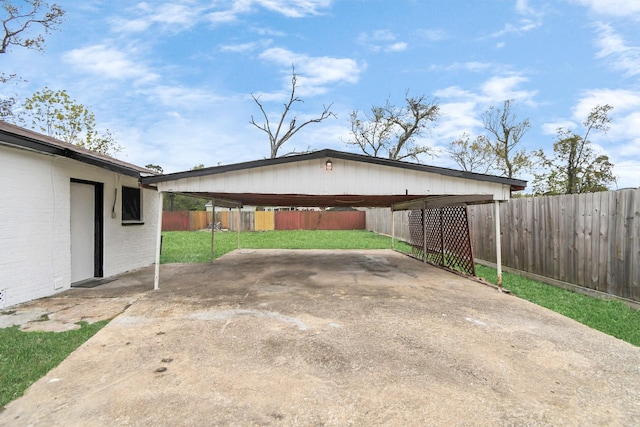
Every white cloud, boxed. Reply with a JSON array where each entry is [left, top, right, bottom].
[[221, 40, 272, 53], [206, 0, 332, 24], [440, 62, 495, 72], [387, 42, 408, 52], [111, 2, 203, 33], [416, 29, 447, 42], [112, 1, 333, 33], [480, 74, 538, 105], [357, 30, 408, 53], [257, 47, 363, 96], [489, 19, 541, 38], [253, 0, 333, 18], [573, 88, 640, 119], [594, 23, 640, 77], [541, 120, 577, 135], [139, 85, 227, 109], [571, 0, 640, 19], [487, 0, 543, 39], [64, 44, 160, 84], [434, 101, 485, 141]]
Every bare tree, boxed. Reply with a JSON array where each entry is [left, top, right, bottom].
[[250, 65, 336, 158], [482, 99, 531, 178], [1, 0, 64, 53], [346, 93, 439, 162], [447, 133, 495, 174], [1, 0, 65, 119]]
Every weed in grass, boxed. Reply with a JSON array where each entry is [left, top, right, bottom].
[[476, 265, 640, 347], [0, 320, 108, 408]]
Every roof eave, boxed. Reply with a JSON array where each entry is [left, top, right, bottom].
[[1, 128, 142, 178], [141, 148, 528, 191]]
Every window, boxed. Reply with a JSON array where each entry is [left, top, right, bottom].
[[122, 186, 142, 223]]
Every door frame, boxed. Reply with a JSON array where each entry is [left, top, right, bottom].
[[70, 178, 104, 278]]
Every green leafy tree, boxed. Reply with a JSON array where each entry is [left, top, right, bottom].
[[346, 92, 440, 162], [145, 164, 163, 173], [250, 65, 336, 158], [533, 104, 616, 195], [482, 99, 531, 178], [446, 133, 495, 174], [1, 0, 65, 119], [18, 87, 122, 156]]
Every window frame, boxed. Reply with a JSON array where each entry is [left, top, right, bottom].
[[121, 186, 144, 225]]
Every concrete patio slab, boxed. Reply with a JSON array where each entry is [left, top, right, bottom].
[[1, 249, 639, 426]]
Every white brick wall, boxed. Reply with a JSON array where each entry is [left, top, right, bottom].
[[0, 145, 159, 308]]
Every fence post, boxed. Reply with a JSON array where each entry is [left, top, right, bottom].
[[495, 200, 503, 288]]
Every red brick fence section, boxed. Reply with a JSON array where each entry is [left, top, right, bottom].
[[162, 210, 365, 231]]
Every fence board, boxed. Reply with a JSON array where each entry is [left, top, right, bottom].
[[162, 211, 190, 231], [596, 192, 609, 293], [632, 191, 640, 300], [255, 211, 275, 231], [606, 191, 618, 295]]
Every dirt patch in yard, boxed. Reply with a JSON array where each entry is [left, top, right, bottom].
[[1, 250, 639, 426]]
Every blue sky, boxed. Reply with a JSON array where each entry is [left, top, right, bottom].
[[3, 0, 640, 190]]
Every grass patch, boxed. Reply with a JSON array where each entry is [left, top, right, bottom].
[[476, 264, 640, 346], [160, 230, 412, 263], [0, 320, 108, 408]]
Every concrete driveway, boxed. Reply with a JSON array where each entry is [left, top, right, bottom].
[[1, 249, 639, 426]]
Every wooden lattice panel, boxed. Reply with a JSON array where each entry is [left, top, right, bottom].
[[407, 206, 476, 276], [408, 210, 424, 260]]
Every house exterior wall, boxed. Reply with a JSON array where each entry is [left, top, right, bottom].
[[159, 158, 512, 200], [0, 145, 159, 308]]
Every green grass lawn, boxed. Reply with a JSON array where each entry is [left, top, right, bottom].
[[476, 265, 640, 346], [160, 229, 412, 263], [0, 321, 108, 408]]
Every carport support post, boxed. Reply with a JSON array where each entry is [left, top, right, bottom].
[[391, 208, 395, 250], [210, 199, 215, 263], [154, 191, 164, 291], [494, 200, 503, 289], [237, 207, 241, 249]]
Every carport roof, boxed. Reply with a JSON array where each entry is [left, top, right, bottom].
[[141, 149, 527, 209]]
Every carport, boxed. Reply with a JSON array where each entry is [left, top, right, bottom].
[[141, 149, 526, 288]]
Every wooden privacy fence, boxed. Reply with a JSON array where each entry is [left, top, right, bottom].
[[275, 211, 365, 230], [365, 208, 411, 241], [468, 189, 640, 302], [162, 211, 210, 231], [163, 210, 366, 232]]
